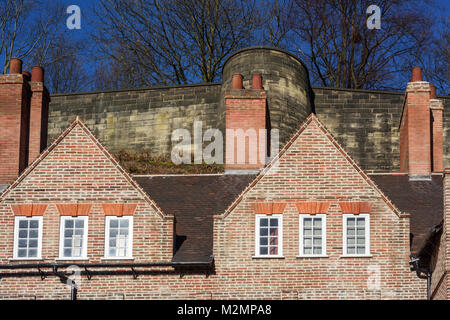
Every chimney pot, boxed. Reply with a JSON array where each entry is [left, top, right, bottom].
[[31, 66, 44, 82], [411, 66, 422, 82], [231, 73, 243, 89], [430, 84, 437, 99], [22, 71, 31, 81], [252, 73, 263, 90], [9, 58, 23, 74]]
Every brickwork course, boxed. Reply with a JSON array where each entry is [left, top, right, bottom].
[[0, 47, 448, 299]]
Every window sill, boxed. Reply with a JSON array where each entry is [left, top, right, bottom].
[[340, 254, 372, 258], [296, 255, 329, 258], [9, 258, 44, 262], [101, 257, 135, 261], [252, 255, 285, 259]]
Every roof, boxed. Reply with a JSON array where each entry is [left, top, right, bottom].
[[135, 174, 256, 263], [370, 174, 443, 254]]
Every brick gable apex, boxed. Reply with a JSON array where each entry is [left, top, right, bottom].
[[0, 116, 167, 218], [218, 113, 402, 219]]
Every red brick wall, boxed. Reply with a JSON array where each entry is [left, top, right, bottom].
[[215, 116, 426, 299], [0, 118, 427, 299], [400, 82, 431, 177], [225, 90, 267, 170], [431, 100, 444, 173], [28, 82, 49, 164], [0, 74, 30, 184]]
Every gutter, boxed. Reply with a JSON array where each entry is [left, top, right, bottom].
[[0, 261, 213, 300]]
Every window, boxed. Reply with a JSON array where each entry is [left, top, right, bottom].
[[13, 217, 43, 259], [343, 214, 370, 256], [299, 214, 326, 256], [104, 216, 133, 259], [255, 214, 283, 257], [59, 216, 88, 259]]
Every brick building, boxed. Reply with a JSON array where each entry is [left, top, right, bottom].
[[0, 47, 448, 299]]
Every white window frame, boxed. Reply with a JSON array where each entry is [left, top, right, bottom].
[[254, 214, 283, 258], [104, 216, 134, 259], [58, 216, 89, 260], [298, 214, 327, 257], [342, 214, 371, 257], [13, 216, 43, 260]]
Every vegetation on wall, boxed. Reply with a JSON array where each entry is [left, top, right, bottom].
[[115, 150, 224, 175]]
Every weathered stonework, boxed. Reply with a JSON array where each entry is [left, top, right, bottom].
[[47, 48, 450, 171]]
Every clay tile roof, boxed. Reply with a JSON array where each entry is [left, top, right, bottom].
[[135, 174, 256, 263], [370, 174, 443, 254]]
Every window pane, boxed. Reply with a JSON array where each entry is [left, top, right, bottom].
[[28, 249, 37, 257], [18, 230, 27, 238], [18, 239, 27, 248], [260, 218, 268, 227], [260, 237, 268, 246], [29, 240, 38, 248], [313, 228, 321, 236], [347, 218, 355, 227], [304, 247, 312, 254], [75, 220, 84, 228], [29, 220, 39, 229], [260, 247, 268, 255], [64, 229, 73, 237], [304, 238, 312, 247], [313, 238, 322, 246], [64, 248, 72, 257], [260, 228, 268, 236], [109, 248, 116, 256], [29, 230, 38, 238], [19, 220, 28, 228], [18, 249, 27, 257], [64, 239, 72, 247], [269, 228, 278, 236], [357, 247, 366, 254], [269, 247, 278, 255], [65, 219, 74, 228], [347, 247, 355, 254], [110, 229, 118, 237], [304, 218, 312, 228], [270, 237, 278, 246], [270, 219, 278, 227], [313, 247, 322, 255], [313, 219, 321, 228], [110, 219, 119, 228], [357, 218, 365, 227], [348, 238, 355, 246], [119, 228, 128, 236], [304, 228, 312, 236], [119, 219, 129, 228]]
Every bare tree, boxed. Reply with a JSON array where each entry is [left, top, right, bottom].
[[0, 0, 90, 93], [288, 0, 435, 90], [93, 0, 260, 88]]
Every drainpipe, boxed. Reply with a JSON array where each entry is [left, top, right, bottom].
[[409, 256, 431, 300]]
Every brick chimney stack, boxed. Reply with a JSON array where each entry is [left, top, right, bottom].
[[0, 59, 49, 186], [28, 66, 50, 164], [430, 84, 444, 172], [0, 58, 31, 185], [225, 73, 268, 172], [399, 66, 444, 179]]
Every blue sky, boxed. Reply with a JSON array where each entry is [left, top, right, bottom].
[[49, 1, 450, 93]]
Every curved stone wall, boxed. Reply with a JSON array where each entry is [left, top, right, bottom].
[[220, 47, 314, 146]]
